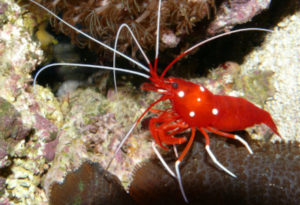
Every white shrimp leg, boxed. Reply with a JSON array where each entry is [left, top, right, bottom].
[[173, 144, 179, 158], [175, 160, 189, 203], [234, 135, 253, 154], [205, 145, 237, 178], [200, 128, 237, 178], [152, 142, 176, 178], [206, 127, 253, 155], [173, 127, 196, 204]]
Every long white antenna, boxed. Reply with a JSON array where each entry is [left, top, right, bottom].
[[106, 95, 168, 170], [160, 28, 273, 78], [184, 28, 272, 55], [28, 0, 148, 72], [33, 63, 149, 91]]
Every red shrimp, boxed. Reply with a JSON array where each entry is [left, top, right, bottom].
[[141, 62, 281, 203], [29, 0, 280, 203]]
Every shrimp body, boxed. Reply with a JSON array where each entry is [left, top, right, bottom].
[[143, 77, 280, 150], [164, 77, 280, 136]]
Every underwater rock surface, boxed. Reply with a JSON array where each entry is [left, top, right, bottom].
[[48, 137, 300, 205], [130, 136, 300, 205], [240, 5, 300, 141], [0, 0, 62, 203]]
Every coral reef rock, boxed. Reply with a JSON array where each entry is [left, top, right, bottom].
[[130, 137, 300, 205], [49, 161, 133, 205], [0, 0, 62, 204]]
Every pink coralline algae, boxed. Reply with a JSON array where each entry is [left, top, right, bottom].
[[0, 97, 30, 169], [34, 113, 58, 142], [208, 0, 271, 34], [0, 0, 63, 203], [42, 87, 154, 197]]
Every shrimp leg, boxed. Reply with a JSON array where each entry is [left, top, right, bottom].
[[175, 127, 196, 203], [206, 127, 253, 154], [200, 128, 237, 178]]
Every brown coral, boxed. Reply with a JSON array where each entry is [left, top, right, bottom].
[[49, 161, 133, 205]]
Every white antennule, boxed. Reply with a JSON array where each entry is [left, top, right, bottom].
[[28, 0, 148, 72], [33, 63, 150, 92], [113, 23, 151, 95], [106, 0, 164, 171]]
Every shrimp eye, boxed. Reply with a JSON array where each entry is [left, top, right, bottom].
[[171, 82, 178, 89]]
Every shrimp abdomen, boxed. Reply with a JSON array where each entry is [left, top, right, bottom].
[[211, 95, 280, 137]]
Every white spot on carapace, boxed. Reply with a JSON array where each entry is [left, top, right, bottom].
[[197, 97, 201, 102], [199, 86, 205, 92], [189, 111, 195, 117], [212, 108, 218, 115], [178, 91, 185, 98]]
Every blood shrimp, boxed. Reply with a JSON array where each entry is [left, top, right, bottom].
[[29, 0, 281, 203]]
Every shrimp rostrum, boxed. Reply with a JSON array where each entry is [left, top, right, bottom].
[[29, 0, 281, 203]]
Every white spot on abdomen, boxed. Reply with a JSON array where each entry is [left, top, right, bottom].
[[212, 108, 218, 115], [178, 91, 185, 98], [197, 97, 201, 102], [199, 86, 205, 92]]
